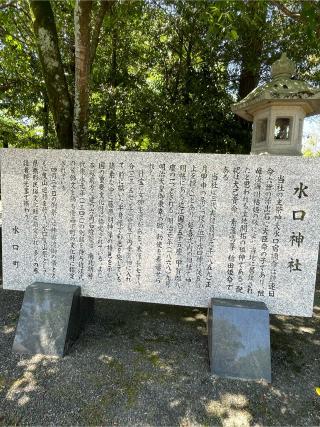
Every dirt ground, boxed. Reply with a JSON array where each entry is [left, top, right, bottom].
[[0, 284, 319, 426]]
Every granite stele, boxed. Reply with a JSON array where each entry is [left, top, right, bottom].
[[2, 149, 320, 381]]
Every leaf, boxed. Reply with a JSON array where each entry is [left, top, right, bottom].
[[159, 34, 167, 43], [230, 29, 239, 41], [316, 387, 320, 396]]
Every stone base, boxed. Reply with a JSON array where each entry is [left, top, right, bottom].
[[13, 282, 81, 357], [208, 298, 271, 382], [80, 296, 95, 326]]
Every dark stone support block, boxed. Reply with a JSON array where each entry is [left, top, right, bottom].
[[80, 296, 95, 326], [208, 298, 271, 382], [12, 282, 81, 357]]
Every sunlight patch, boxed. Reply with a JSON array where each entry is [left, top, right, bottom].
[[205, 393, 252, 427]]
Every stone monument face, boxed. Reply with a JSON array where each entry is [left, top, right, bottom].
[[1, 149, 319, 316]]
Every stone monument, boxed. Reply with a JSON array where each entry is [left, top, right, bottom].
[[1, 148, 320, 382], [2, 149, 319, 315], [208, 299, 271, 382], [12, 282, 81, 356]]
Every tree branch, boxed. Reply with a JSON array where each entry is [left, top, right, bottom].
[[0, 26, 25, 46], [0, 1, 16, 10], [270, 0, 303, 22], [90, 0, 115, 68], [0, 80, 18, 92]]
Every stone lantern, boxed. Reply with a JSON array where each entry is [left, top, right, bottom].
[[232, 53, 320, 155]]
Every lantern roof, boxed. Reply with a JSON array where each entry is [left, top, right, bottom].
[[232, 53, 320, 121]]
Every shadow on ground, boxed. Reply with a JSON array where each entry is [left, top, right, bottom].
[[0, 283, 319, 426]]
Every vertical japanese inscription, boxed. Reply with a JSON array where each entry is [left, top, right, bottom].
[[175, 164, 187, 288], [107, 162, 115, 273], [247, 167, 263, 294], [117, 163, 125, 283], [288, 182, 309, 273], [257, 168, 274, 297], [87, 162, 96, 279], [78, 161, 86, 281], [205, 172, 218, 288], [268, 174, 285, 297], [226, 166, 240, 290], [126, 163, 135, 284], [156, 163, 166, 284], [40, 160, 48, 275], [69, 160, 77, 280], [23, 160, 30, 220], [186, 165, 197, 285], [32, 160, 39, 275], [97, 162, 106, 279], [236, 168, 250, 294], [165, 164, 176, 287], [195, 165, 208, 288], [50, 165, 58, 279], [136, 166, 145, 287]]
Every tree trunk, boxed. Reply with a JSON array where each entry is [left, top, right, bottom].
[[171, 34, 184, 103], [73, 0, 93, 150], [104, 27, 118, 151], [238, 1, 266, 99], [237, 0, 267, 153], [182, 39, 194, 149], [3, 133, 9, 149], [183, 39, 193, 106], [29, 0, 73, 149], [90, 0, 115, 69]]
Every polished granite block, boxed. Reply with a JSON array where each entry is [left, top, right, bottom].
[[12, 282, 81, 356], [208, 298, 271, 382]]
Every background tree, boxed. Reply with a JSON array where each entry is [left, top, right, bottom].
[[0, 0, 319, 153], [29, 0, 74, 148]]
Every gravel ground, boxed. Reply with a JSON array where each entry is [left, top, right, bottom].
[[0, 284, 319, 426]]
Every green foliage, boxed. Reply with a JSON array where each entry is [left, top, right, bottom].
[[0, 0, 319, 152], [0, 111, 49, 148]]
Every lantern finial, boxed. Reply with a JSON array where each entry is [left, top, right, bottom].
[[271, 52, 296, 79]]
